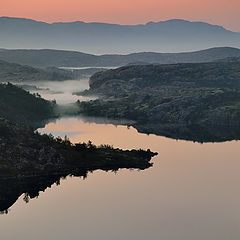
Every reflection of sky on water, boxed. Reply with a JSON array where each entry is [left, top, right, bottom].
[[38, 116, 135, 146], [2, 76, 240, 240], [5, 116, 240, 240]]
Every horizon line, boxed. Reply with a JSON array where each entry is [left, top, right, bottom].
[[1, 15, 238, 32], [1, 46, 239, 56]]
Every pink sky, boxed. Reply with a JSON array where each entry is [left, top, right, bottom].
[[1, 0, 240, 31]]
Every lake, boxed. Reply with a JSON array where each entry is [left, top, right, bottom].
[[1, 79, 240, 240]]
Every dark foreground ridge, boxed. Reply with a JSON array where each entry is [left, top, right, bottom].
[[0, 118, 157, 177]]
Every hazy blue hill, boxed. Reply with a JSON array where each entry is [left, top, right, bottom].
[[0, 59, 74, 82], [0, 47, 240, 68], [101, 47, 240, 66], [0, 17, 240, 54], [0, 49, 97, 67]]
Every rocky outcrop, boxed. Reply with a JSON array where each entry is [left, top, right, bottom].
[[76, 60, 240, 141]]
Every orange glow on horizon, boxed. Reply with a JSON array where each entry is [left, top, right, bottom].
[[1, 0, 240, 31]]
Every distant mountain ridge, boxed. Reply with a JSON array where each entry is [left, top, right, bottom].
[[0, 47, 240, 68], [0, 17, 240, 54]]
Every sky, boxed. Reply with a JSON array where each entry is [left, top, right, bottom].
[[1, 0, 240, 31]]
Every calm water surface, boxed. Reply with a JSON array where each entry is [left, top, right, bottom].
[[1, 80, 240, 240]]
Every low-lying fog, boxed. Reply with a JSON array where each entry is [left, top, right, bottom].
[[59, 66, 121, 70], [15, 78, 97, 105]]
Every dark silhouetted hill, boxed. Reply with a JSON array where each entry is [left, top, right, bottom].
[[0, 82, 56, 125]]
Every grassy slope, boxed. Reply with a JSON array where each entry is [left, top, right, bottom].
[[0, 82, 56, 125], [78, 59, 240, 127]]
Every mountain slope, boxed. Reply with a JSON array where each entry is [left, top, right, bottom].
[[0, 82, 56, 125], [0, 17, 240, 54]]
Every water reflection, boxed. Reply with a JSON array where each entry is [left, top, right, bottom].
[[1, 124, 239, 240], [135, 123, 240, 143], [0, 175, 67, 214], [2, 77, 240, 240], [40, 116, 240, 143], [0, 168, 125, 214]]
